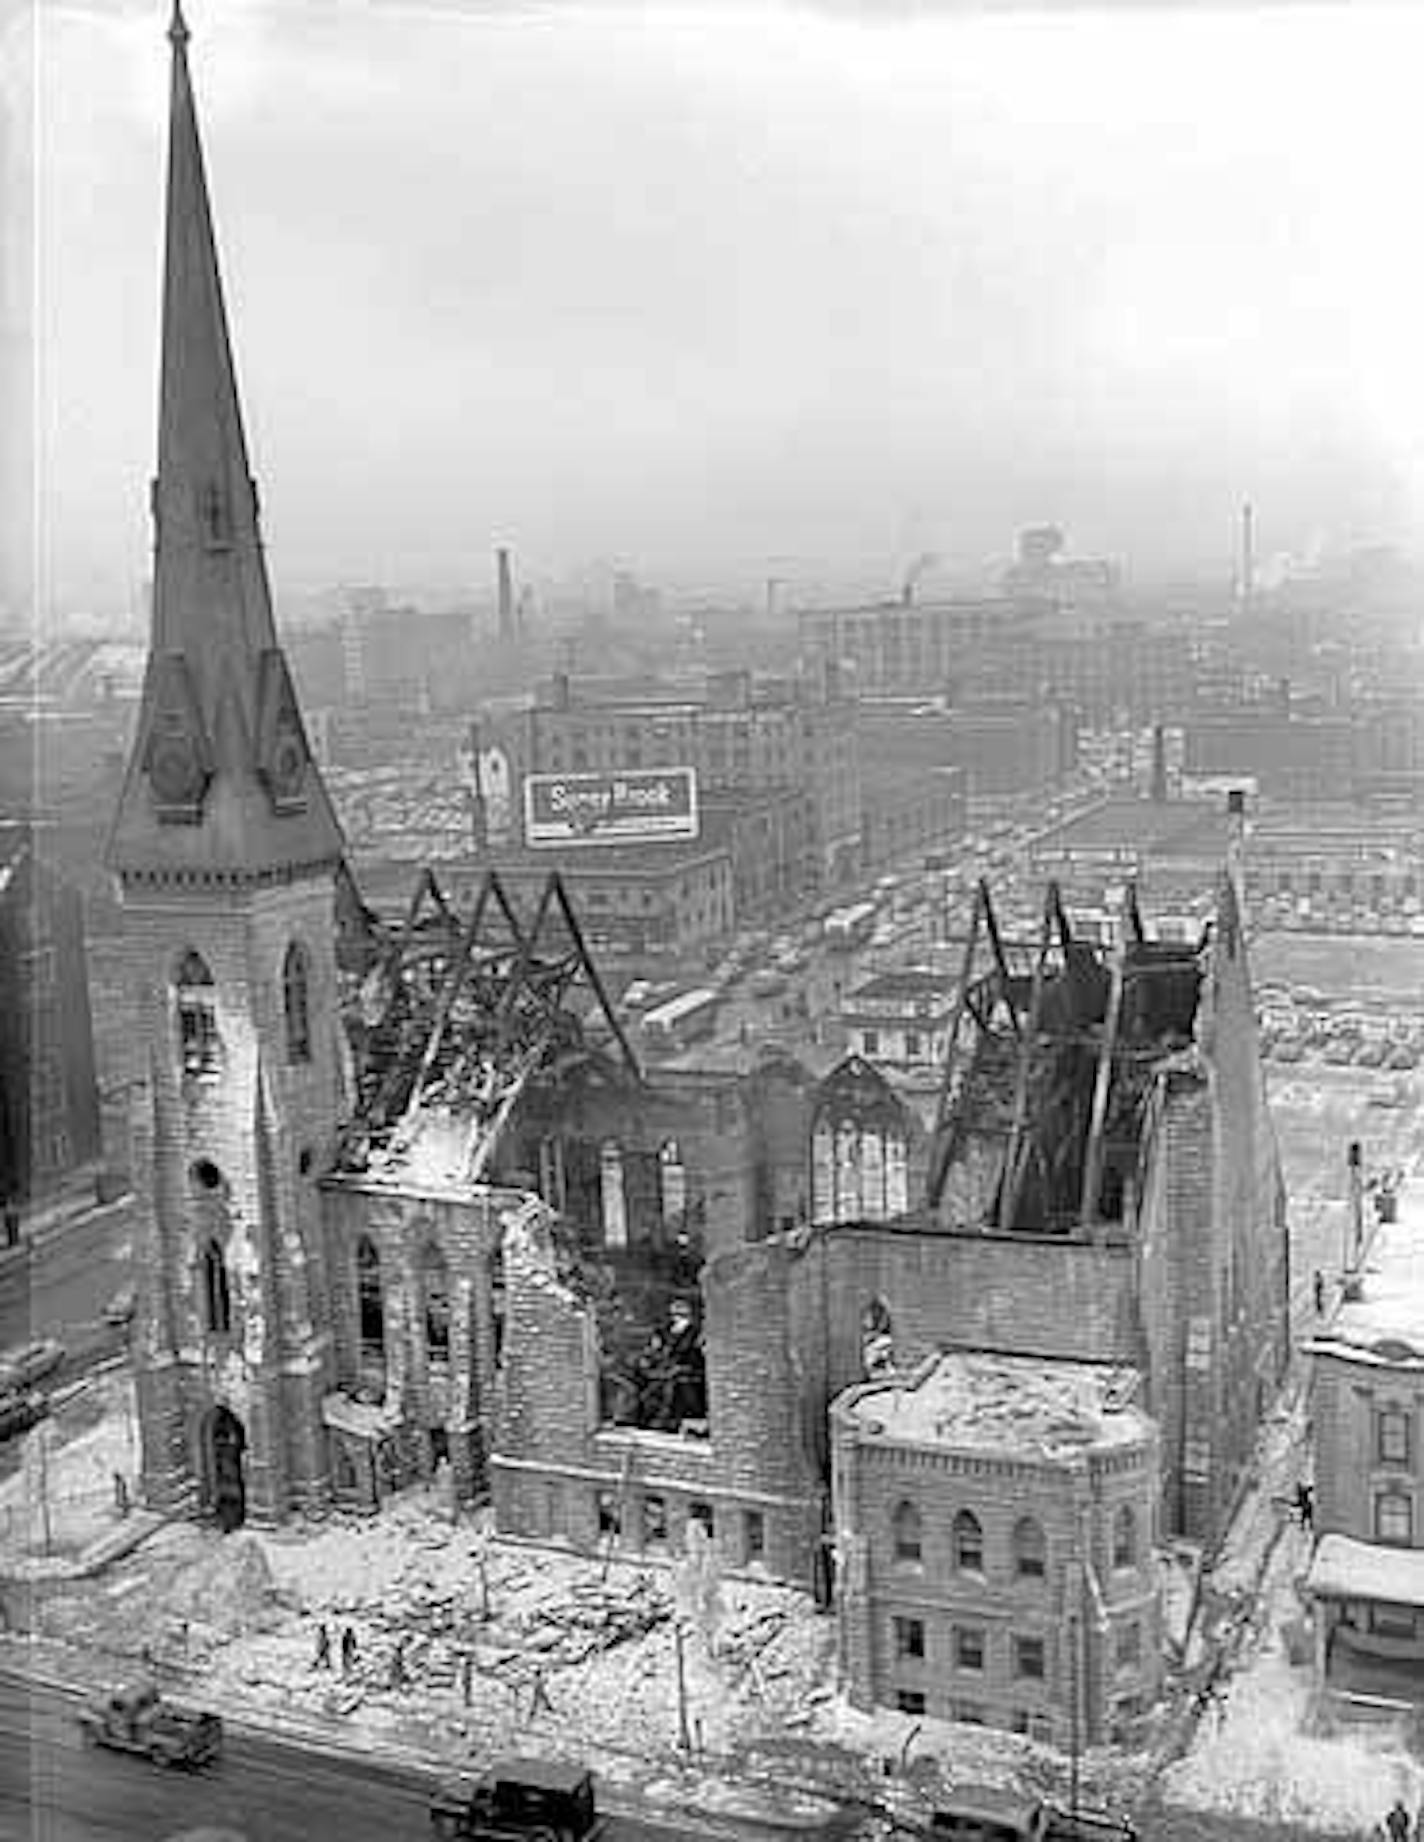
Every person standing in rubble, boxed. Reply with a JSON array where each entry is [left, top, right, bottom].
[[313, 1622, 332, 1671], [1383, 1797, 1411, 1842], [340, 1625, 358, 1678]]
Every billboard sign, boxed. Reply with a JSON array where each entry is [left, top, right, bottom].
[[523, 767, 699, 847]]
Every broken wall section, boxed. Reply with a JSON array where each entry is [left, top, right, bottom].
[[490, 1207, 824, 1587]]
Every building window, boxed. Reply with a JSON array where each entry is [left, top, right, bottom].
[[1112, 1504, 1138, 1570], [743, 1509, 766, 1563], [892, 1500, 922, 1564], [952, 1509, 983, 1574], [174, 949, 219, 1077], [421, 1241, 451, 1364], [659, 1140, 687, 1230], [642, 1494, 668, 1548], [688, 1501, 715, 1542], [894, 1617, 925, 1661], [905, 1031, 921, 1060], [1013, 1635, 1046, 1680], [896, 1690, 927, 1716], [950, 1700, 985, 1725], [953, 1626, 984, 1672], [1115, 1621, 1142, 1671], [862, 1029, 880, 1056], [1013, 1516, 1046, 1580], [1377, 1408, 1412, 1467], [201, 1237, 231, 1334], [600, 1140, 628, 1248], [283, 940, 311, 1063], [1375, 1490, 1414, 1547], [596, 1490, 621, 1537], [356, 1235, 384, 1360]]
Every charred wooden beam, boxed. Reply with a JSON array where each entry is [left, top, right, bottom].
[[1079, 892, 1132, 1227], [996, 886, 1056, 1232], [925, 883, 986, 1211]]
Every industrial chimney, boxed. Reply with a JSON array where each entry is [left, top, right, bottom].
[[1239, 503, 1255, 610], [1149, 724, 1168, 803], [496, 547, 514, 642]]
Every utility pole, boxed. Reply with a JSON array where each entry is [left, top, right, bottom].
[[674, 1622, 692, 1752]]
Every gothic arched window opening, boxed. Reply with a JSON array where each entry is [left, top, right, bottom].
[[357, 1236, 384, 1361], [421, 1241, 451, 1364], [201, 1237, 231, 1334], [953, 1509, 984, 1574], [1013, 1515, 1047, 1580], [283, 940, 312, 1064], [1112, 1505, 1137, 1570], [174, 949, 219, 1078], [892, 1499, 922, 1564]]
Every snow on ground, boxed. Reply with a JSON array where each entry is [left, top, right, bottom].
[[0, 1371, 139, 1563]]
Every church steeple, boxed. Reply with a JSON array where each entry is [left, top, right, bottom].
[[107, 3, 344, 884]]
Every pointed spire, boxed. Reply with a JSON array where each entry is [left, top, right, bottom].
[[106, 8, 344, 884]]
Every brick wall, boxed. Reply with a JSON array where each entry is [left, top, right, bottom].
[[831, 1379, 1162, 1742], [121, 870, 344, 1524]]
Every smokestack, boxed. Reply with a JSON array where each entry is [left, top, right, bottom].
[[1149, 724, 1168, 803], [1239, 503, 1255, 610], [497, 547, 514, 642]]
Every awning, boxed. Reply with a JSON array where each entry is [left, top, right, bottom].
[[1306, 1534, 1424, 1610]]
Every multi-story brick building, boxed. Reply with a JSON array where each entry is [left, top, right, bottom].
[[832, 1352, 1161, 1743], [0, 825, 102, 1207], [839, 970, 953, 1072], [1304, 1180, 1424, 1704], [509, 665, 860, 887]]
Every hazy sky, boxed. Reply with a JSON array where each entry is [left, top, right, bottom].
[[14, 0, 1424, 616]]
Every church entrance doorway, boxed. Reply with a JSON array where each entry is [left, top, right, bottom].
[[203, 1405, 247, 1531]]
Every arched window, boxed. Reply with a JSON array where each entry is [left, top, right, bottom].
[[174, 950, 219, 1077], [1112, 1505, 1137, 1570], [892, 1499, 922, 1564], [1013, 1516, 1046, 1580], [357, 1236, 384, 1359], [953, 1509, 984, 1574], [659, 1140, 687, 1229], [283, 941, 311, 1064], [600, 1140, 628, 1248], [201, 1238, 231, 1334], [421, 1241, 450, 1364]]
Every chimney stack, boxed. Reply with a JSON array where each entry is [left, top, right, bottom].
[[1149, 724, 1168, 803], [497, 547, 514, 642], [1239, 503, 1255, 610]]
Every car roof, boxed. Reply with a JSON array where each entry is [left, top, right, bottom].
[[491, 1757, 591, 1794], [936, 1785, 1039, 1825]]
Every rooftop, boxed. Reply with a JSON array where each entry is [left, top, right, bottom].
[[837, 1350, 1150, 1458], [1306, 1178, 1424, 1367], [845, 970, 952, 1005], [1030, 796, 1235, 859], [1307, 1534, 1424, 1610]]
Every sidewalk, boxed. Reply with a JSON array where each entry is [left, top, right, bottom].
[[0, 1173, 133, 1275], [1, 1627, 845, 1842]]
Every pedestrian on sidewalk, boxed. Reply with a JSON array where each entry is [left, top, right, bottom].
[[528, 1664, 553, 1721], [313, 1622, 332, 1671], [113, 1472, 130, 1518], [1295, 1481, 1314, 1531], [1313, 1268, 1326, 1315], [1384, 1797, 1411, 1842], [340, 1625, 358, 1677], [461, 1651, 474, 1707], [388, 1639, 409, 1693]]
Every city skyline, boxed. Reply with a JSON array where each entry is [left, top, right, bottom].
[[10, 0, 1424, 618]]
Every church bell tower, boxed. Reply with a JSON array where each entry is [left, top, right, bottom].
[[106, 3, 347, 1526]]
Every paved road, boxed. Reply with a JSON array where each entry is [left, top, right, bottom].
[[0, 1671, 751, 1842]]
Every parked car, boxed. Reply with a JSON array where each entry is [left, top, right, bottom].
[[0, 1390, 48, 1443], [0, 1337, 65, 1394], [103, 1285, 137, 1328]]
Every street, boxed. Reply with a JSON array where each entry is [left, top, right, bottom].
[[0, 1671, 736, 1842]]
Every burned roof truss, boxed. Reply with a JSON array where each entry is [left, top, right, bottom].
[[925, 879, 1206, 1234]]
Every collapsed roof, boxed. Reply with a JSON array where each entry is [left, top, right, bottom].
[[926, 879, 1209, 1234], [336, 866, 640, 1185]]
